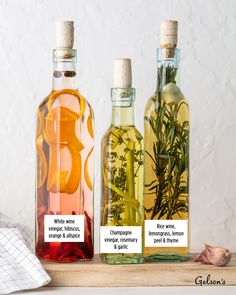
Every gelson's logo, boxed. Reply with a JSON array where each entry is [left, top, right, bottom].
[[195, 274, 226, 286]]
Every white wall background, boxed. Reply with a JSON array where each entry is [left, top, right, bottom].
[[0, 0, 235, 253]]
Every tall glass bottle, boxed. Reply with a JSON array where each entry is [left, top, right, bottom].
[[36, 21, 94, 262], [144, 20, 189, 261], [100, 59, 144, 264]]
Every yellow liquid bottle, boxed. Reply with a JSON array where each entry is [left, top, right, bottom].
[[144, 22, 189, 262], [100, 59, 144, 264]]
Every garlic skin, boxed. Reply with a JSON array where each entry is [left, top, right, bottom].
[[205, 244, 231, 267], [194, 250, 211, 265], [195, 244, 231, 267]]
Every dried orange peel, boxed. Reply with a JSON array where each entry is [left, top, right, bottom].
[[37, 111, 43, 137], [87, 109, 94, 138], [36, 111, 47, 189], [36, 144, 47, 189], [47, 89, 86, 118], [84, 147, 93, 190], [44, 105, 84, 194], [47, 144, 82, 194]]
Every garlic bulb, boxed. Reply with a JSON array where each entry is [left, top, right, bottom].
[[195, 244, 231, 267]]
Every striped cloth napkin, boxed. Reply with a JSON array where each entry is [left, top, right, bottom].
[[0, 213, 51, 294]]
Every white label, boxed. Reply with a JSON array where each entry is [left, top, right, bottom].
[[100, 226, 142, 254], [44, 215, 84, 242], [145, 220, 188, 247]]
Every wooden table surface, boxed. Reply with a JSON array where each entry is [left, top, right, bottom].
[[42, 254, 236, 287]]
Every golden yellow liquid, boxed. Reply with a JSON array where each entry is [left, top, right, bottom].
[[144, 92, 189, 261], [101, 125, 144, 264]]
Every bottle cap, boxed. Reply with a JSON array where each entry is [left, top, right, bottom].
[[160, 20, 178, 49], [114, 58, 132, 88], [55, 21, 74, 48]]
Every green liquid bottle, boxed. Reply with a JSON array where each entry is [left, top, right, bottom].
[[144, 20, 190, 262], [100, 59, 144, 264]]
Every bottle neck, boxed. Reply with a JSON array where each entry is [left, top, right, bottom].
[[52, 49, 77, 90], [111, 88, 135, 126], [156, 48, 180, 92]]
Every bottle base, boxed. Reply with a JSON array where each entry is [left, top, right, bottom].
[[36, 242, 94, 263], [39, 257, 94, 263], [37, 254, 94, 263], [144, 253, 189, 262], [100, 254, 143, 264]]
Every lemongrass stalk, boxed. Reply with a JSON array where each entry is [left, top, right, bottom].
[[126, 141, 135, 222]]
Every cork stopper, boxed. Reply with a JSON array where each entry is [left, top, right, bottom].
[[55, 21, 74, 59], [114, 58, 132, 88], [55, 21, 74, 48], [160, 20, 178, 49]]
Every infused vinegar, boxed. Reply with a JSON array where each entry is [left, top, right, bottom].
[[36, 89, 94, 262], [101, 125, 144, 263], [144, 20, 190, 262], [36, 21, 94, 262], [144, 93, 189, 261], [100, 59, 144, 264]]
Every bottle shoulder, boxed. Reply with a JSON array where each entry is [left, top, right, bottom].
[[37, 89, 93, 117], [102, 125, 143, 143], [145, 89, 189, 116], [37, 95, 50, 116], [145, 94, 157, 114]]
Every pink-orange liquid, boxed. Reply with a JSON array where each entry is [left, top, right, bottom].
[[36, 89, 94, 262]]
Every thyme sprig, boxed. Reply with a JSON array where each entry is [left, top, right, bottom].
[[102, 127, 143, 226], [145, 65, 189, 220]]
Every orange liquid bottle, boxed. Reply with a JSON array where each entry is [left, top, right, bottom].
[[36, 21, 94, 262]]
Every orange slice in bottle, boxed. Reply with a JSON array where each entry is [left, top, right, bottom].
[[47, 170, 68, 193], [37, 111, 43, 137], [47, 89, 86, 119], [87, 109, 94, 139], [65, 144, 82, 194], [44, 106, 84, 194], [36, 144, 47, 189], [84, 147, 93, 190], [36, 110, 47, 189]]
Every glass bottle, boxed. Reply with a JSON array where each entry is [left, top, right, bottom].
[[144, 20, 189, 261], [100, 59, 144, 264], [36, 21, 94, 262]]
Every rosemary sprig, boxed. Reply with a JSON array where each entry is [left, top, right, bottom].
[[145, 65, 189, 220], [103, 127, 143, 226]]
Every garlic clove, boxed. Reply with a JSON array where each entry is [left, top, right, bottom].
[[194, 249, 211, 264], [161, 82, 184, 105], [205, 244, 231, 267]]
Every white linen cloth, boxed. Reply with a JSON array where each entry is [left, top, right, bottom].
[[0, 213, 51, 294]]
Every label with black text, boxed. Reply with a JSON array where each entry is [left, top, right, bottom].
[[100, 226, 142, 253], [44, 215, 84, 242], [145, 220, 188, 247]]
